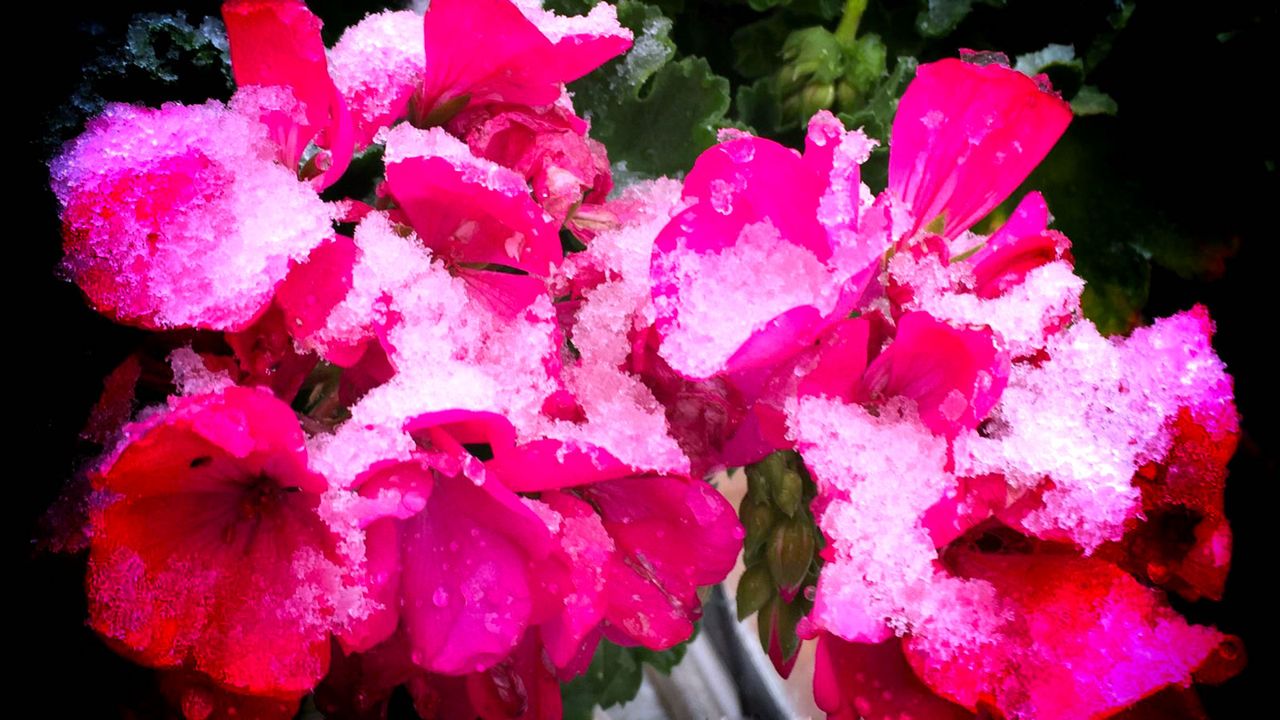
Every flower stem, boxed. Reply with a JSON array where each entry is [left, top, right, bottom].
[[834, 0, 869, 44]]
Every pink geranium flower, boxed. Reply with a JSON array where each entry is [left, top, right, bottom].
[[85, 386, 355, 699], [52, 101, 334, 331]]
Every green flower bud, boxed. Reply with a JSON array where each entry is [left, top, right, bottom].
[[778, 27, 845, 125], [736, 562, 775, 621], [772, 468, 805, 518], [768, 516, 817, 596]]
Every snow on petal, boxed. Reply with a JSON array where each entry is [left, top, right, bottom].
[[52, 101, 334, 330], [383, 124, 560, 275], [904, 551, 1236, 720], [328, 9, 425, 149]]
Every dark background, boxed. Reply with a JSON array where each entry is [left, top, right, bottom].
[[17, 1, 1273, 717]]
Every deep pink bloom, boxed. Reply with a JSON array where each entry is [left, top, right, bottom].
[[814, 634, 969, 720], [418, 0, 632, 117], [889, 56, 1072, 241], [51, 102, 334, 331], [902, 550, 1240, 720], [85, 386, 347, 698], [340, 450, 573, 676], [223, 0, 354, 189], [858, 311, 1009, 438], [449, 99, 613, 225], [383, 124, 561, 276], [582, 475, 743, 649]]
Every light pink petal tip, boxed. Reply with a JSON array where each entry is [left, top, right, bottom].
[[890, 57, 1072, 240]]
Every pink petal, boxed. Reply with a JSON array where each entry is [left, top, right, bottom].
[[275, 234, 359, 343], [859, 311, 1009, 437], [889, 57, 1072, 240], [539, 492, 613, 669], [420, 0, 630, 115], [400, 471, 567, 674], [905, 552, 1239, 720], [87, 387, 339, 697], [383, 125, 560, 275], [583, 476, 742, 649], [814, 634, 970, 720], [223, 0, 353, 187]]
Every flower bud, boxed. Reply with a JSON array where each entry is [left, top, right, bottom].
[[768, 516, 817, 598], [779, 27, 845, 125], [736, 562, 775, 621]]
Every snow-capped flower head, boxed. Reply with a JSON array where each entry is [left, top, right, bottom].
[[52, 101, 334, 331], [85, 387, 363, 700]]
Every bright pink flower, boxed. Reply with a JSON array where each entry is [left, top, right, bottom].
[[340, 450, 573, 676], [858, 311, 1009, 438], [418, 0, 632, 118], [223, 0, 353, 189], [382, 124, 561, 276], [889, 55, 1072, 241], [902, 550, 1240, 720], [582, 475, 743, 649], [51, 101, 334, 331], [85, 386, 347, 698], [449, 99, 613, 225]]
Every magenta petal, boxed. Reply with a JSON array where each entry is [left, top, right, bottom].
[[814, 634, 971, 720], [400, 472, 563, 675], [889, 57, 1072, 240], [383, 125, 560, 275], [87, 387, 338, 697], [905, 552, 1236, 720], [515, 0, 634, 81], [456, 267, 547, 320], [420, 0, 562, 111], [797, 316, 874, 402], [859, 311, 1009, 437], [678, 136, 829, 259], [276, 234, 358, 343], [223, 0, 353, 185], [584, 476, 742, 649], [539, 492, 612, 670]]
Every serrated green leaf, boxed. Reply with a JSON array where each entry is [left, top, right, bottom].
[[1070, 85, 1119, 116], [559, 634, 695, 717], [915, 0, 1005, 38], [567, 1, 730, 176], [576, 53, 731, 177]]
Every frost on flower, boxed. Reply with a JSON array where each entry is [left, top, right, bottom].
[[52, 101, 333, 330], [85, 387, 364, 698]]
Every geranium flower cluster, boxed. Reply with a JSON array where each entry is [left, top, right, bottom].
[[49, 1, 1242, 718]]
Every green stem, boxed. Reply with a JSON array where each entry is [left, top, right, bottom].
[[834, 0, 869, 44]]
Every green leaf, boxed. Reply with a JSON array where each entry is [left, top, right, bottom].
[[733, 14, 792, 79], [1070, 85, 1119, 116], [915, 0, 1006, 38], [839, 55, 917, 189], [567, 1, 731, 177], [560, 635, 694, 719]]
